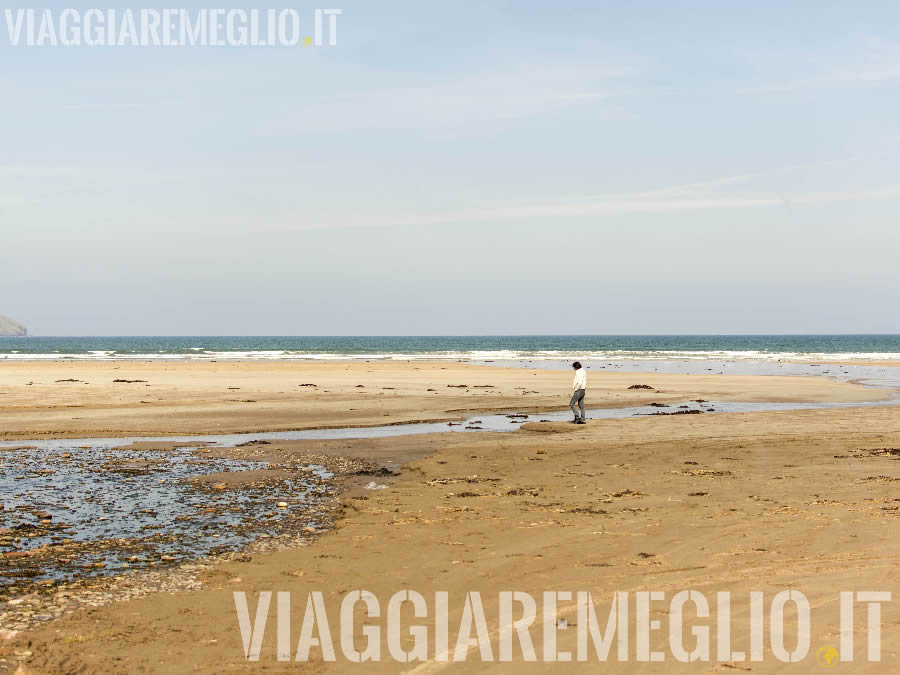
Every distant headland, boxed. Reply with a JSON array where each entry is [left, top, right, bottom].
[[0, 316, 27, 336]]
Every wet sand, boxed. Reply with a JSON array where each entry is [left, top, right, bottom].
[[1, 362, 899, 672], [0, 361, 888, 440], [798, 360, 900, 367]]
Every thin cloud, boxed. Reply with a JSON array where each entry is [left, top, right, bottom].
[[267, 64, 636, 134], [261, 186, 900, 232], [257, 151, 900, 230], [624, 151, 894, 198]]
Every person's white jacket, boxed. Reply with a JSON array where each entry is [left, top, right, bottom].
[[572, 368, 586, 392]]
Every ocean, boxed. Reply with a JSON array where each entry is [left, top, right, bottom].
[[0, 335, 898, 361]]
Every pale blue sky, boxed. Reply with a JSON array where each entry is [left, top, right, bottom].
[[1, 1, 899, 335]]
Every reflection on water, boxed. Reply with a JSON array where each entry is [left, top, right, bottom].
[[0, 443, 332, 586], [477, 358, 900, 392]]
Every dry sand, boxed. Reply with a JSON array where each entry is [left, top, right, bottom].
[[1, 362, 898, 673]]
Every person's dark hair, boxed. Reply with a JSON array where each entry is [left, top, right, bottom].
[[572, 361, 582, 370]]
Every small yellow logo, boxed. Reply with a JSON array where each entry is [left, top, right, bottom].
[[816, 646, 839, 667], [304, 36, 313, 47]]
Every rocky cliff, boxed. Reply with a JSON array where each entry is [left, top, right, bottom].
[[0, 316, 27, 336]]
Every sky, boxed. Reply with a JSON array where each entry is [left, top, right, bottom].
[[1, 0, 899, 335]]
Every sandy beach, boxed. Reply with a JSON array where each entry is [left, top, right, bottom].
[[0, 360, 889, 440], [1, 361, 898, 673]]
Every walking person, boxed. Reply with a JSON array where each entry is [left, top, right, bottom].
[[570, 361, 586, 424]]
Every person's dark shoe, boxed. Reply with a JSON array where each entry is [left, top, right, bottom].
[[576, 419, 586, 424], [571, 417, 579, 423]]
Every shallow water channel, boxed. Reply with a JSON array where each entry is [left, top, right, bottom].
[[2, 394, 897, 588]]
